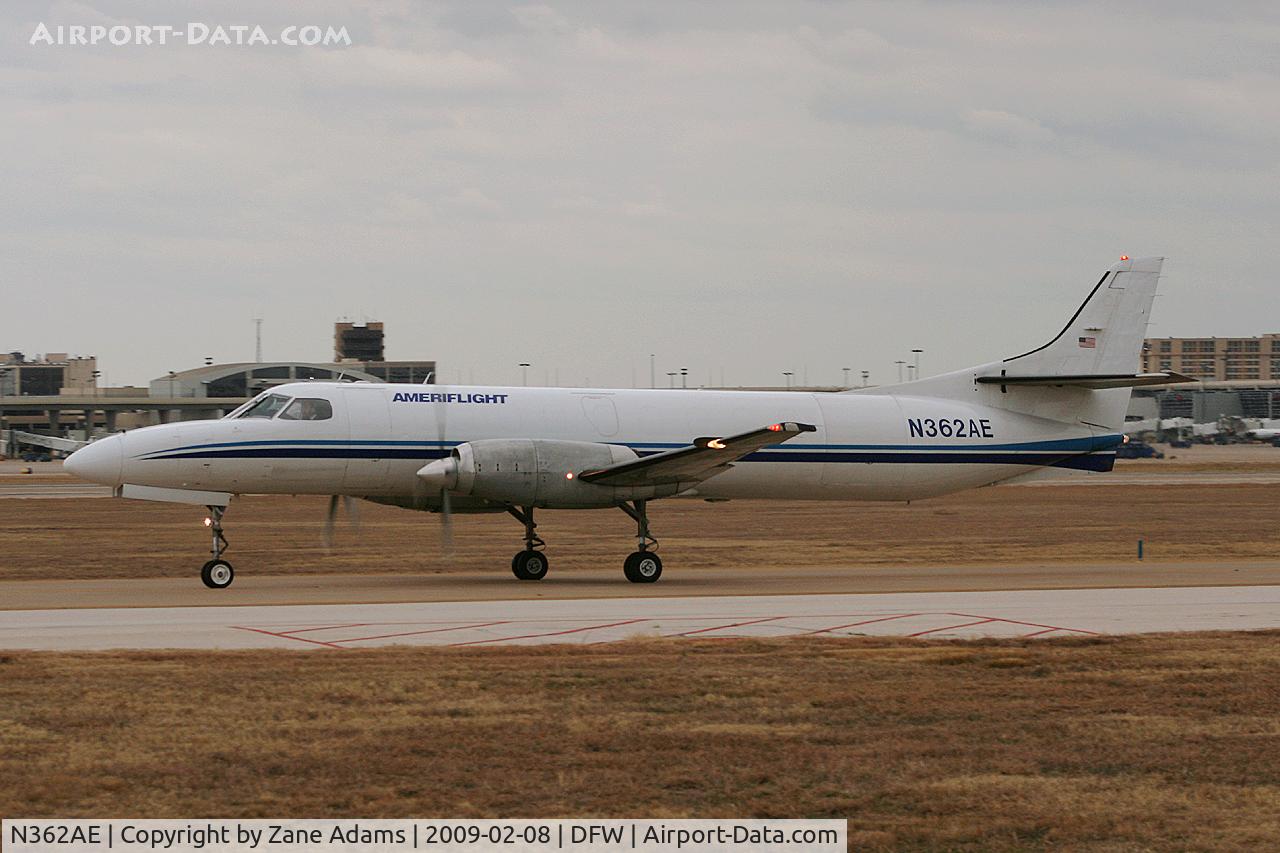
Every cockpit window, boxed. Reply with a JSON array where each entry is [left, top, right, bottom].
[[237, 394, 291, 419], [278, 397, 333, 421]]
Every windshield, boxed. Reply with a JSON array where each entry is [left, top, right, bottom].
[[278, 397, 333, 421], [236, 393, 291, 419]]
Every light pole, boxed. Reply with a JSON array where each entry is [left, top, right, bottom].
[[912, 348, 923, 378], [861, 370, 870, 387], [650, 354, 656, 389], [91, 370, 101, 398], [842, 367, 851, 388], [680, 367, 688, 389], [167, 370, 176, 398], [895, 360, 906, 383], [666, 371, 677, 388], [519, 362, 530, 387], [783, 371, 793, 390], [908, 364, 917, 381]]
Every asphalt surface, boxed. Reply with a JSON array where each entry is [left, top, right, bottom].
[[1, 586, 1277, 650]]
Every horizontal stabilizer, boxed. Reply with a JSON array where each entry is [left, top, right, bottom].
[[580, 422, 817, 486], [975, 371, 1195, 390]]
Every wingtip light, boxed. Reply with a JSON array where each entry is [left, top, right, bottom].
[[1120, 255, 1129, 261]]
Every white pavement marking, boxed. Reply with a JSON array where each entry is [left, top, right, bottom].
[[0, 586, 1277, 651]]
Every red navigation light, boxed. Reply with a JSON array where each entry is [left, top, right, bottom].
[[767, 423, 783, 432], [565, 472, 575, 480], [1120, 255, 1129, 261]]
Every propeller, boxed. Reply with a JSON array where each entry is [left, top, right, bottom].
[[322, 494, 361, 551], [413, 384, 455, 555]]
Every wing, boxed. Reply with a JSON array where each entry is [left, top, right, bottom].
[[579, 422, 818, 487]]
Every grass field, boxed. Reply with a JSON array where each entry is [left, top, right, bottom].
[[2, 634, 1278, 850]]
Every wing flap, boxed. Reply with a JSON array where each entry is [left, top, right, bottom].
[[580, 422, 818, 486]]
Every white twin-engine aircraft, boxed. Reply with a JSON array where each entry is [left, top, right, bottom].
[[68, 257, 1186, 589]]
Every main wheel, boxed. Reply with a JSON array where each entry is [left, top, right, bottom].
[[200, 559, 235, 589], [623, 551, 662, 583], [511, 550, 549, 581]]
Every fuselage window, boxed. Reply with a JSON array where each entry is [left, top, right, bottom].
[[238, 394, 291, 419], [278, 397, 334, 421]]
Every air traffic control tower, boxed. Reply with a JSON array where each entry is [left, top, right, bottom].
[[335, 321, 384, 362]]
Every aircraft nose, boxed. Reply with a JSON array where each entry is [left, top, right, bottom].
[[65, 433, 124, 487]]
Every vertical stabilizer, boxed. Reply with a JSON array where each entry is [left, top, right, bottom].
[[1001, 256, 1163, 376], [851, 257, 1167, 430]]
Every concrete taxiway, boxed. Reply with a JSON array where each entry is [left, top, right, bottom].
[[5, 560, 1279, 611], [1, 586, 1276, 650]]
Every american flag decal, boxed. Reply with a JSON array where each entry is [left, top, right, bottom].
[[1078, 336, 1097, 348]]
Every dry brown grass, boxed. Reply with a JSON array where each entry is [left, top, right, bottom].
[[2, 635, 1278, 850], [3, 481, 1279, 582]]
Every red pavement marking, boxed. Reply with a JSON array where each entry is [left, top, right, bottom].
[[667, 616, 784, 637], [947, 611, 1100, 636], [806, 613, 918, 634], [230, 626, 346, 649], [280, 623, 371, 635], [1021, 627, 1062, 638], [449, 618, 649, 647], [908, 618, 997, 638], [333, 621, 511, 644]]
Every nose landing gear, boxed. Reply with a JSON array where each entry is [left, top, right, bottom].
[[200, 505, 235, 589]]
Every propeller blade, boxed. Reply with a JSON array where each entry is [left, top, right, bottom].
[[342, 495, 361, 534], [435, 380, 453, 556], [322, 494, 338, 550], [440, 487, 454, 555]]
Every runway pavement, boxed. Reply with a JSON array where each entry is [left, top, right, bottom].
[[1, 586, 1276, 650], [0, 482, 114, 499]]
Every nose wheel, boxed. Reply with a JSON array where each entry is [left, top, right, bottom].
[[200, 505, 235, 589]]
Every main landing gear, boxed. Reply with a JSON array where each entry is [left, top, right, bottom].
[[507, 505, 550, 581], [619, 500, 662, 583], [200, 505, 235, 589], [503, 501, 663, 583]]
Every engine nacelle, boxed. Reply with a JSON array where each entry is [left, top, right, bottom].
[[422, 439, 679, 508]]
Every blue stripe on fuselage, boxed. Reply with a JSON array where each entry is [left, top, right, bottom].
[[137, 442, 1117, 471]]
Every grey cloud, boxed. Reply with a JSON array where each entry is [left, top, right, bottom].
[[2, 1, 1277, 388]]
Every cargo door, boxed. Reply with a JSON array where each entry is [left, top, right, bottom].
[[341, 386, 391, 492]]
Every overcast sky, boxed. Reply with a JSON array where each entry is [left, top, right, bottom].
[[3, 1, 1278, 388]]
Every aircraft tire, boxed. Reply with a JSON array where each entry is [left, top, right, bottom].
[[511, 550, 549, 581], [623, 551, 662, 583], [200, 559, 235, 589]]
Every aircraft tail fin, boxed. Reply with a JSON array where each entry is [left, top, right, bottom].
[[850, 257, 1174, 429], [1000, 256, 1163, 377]]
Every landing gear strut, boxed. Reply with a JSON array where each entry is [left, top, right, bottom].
[[200, 505, 235, 589], [620, 500, 662, 583], [507, 505, 549, 581]]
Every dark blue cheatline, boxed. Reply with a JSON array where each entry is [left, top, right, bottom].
[[135, 437, 1119, 472]]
